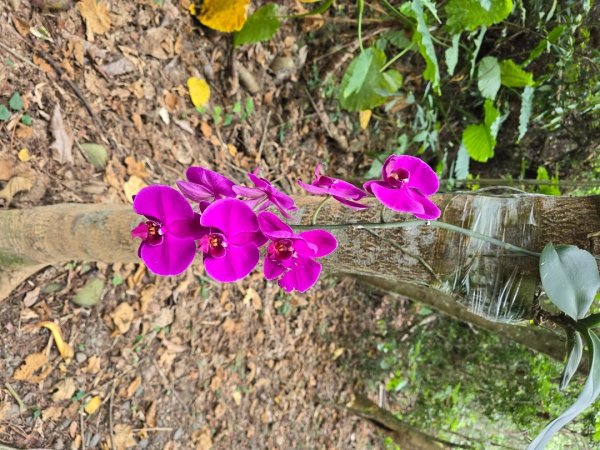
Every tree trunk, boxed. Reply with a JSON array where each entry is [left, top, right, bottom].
[[1, 194, 599, 362]]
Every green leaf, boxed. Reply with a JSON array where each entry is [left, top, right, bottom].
[[445, 33, 461, 76], [411, 0, 440, 93], [540, 243, 600, 320], [536, 166, 561, 196], [72, 277, 104, 307], [9, 92, 24, 111], [0, 105, 10, 121], [462, 123, 494, 162], [342, 50, 374, 99], [525, 25, 565, 66], [477, 56, 501, 100], [454, 144, 470, 179], [445, 0, 513, 33], [469, 26, 487, 79], [560, 331, 583, 391], [483, 99, 499, 131], [233, 4, 280, 47], [339, 48, 402, 111], [20, 114, 32, 126], [499, 59, 534, 87], [79, 143, 109, 170], [517, 85, 534, 142], [528, 330, 600, 449]]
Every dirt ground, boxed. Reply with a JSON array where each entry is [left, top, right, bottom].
[[0, 1, 412, 449]]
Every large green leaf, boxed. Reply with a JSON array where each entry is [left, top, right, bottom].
[[536, 166, 561, 196], [560, 331, 583, 391], [477, 56, 501, 100], [411, 0, 440, 93], [445, 0, 513, 33], [528, 330, 600, 449], [500, 59, 534, 87], [462, 123, 494, 162], [339, 48, 403, 111], [233, 4, 280, 47], [540, 243, 600, 320]]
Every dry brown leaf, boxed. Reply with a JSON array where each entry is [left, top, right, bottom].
[[82, 355, 101, 374], [124, 156, 149, 179], [145, 402, 157, 428], [123, 176, 147, 204], [195, 432, 213, 450], [110, 302, 134, 334], [0, 176, 33, 205], [0, 156, 15, 180], [113, 424, 137, 450], [242, 287, 262, 310], [77, 0, 111, 41], [123, 376, 141, 399], [51, 378, 77, 401], [13, 352, 51, 383], [222, 317, 237, 334], [42, 405, 63, 421], [200, 121, 212, 138], [38, 321, 74, 360], [49, 104, 73, 164]]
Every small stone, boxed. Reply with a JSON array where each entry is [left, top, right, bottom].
[[89, 433, 101, 447], [138, 439, 149, 449], [76, 352, 87, 363], [173, 428, 184, 440]]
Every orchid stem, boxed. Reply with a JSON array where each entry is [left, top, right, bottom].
[[311, 196, 330, 225], [292, 220, 541, 258]]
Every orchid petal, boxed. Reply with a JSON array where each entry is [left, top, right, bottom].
[[369, 183, 426, 215], [257, 211, 294, 239], [264, 256, 286, 280], [384, 155, 439, 195], [278, 257, 322, 293], [201, 198, 259, 237], [204, 243, 259, 282], [133, 185, 194, 223], [299, 230, 338, 257], [140, 235, 196, 276]]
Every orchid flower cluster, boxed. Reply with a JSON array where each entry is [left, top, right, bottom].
[[131, 155, 441, 292]]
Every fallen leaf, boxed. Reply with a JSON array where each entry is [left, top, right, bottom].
[[359, 109, 372, 130], [187, 77, 211, 108], [49, 104, 74, 164], [23, 286, 41, 307], [72, 277, 104, 307], [0, 176, 33, 204], [76, 0, 111, 41], [123, 176, 147, 203], [51, 378, 77, 401], [38, 321, 74, 360], [13, 352, 51, 383], [113, 424, 137, 450], [200, 121, 212, 138], [110, 303, 134, 334], [82, 355, 101, 374], [195, 432, 213, 450], [145, 402, 157, 428], [196, 0, 250, 32], [79, 143, 109, 170], [84, 395, 102, 414], [123, 376, 141, 399], [42, 405, 63, 421], [17, 148, 31, 162], [124, 156, 149, 179]]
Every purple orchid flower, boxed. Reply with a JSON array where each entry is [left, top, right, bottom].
[[233, 170, 297, 219], [257, 211, 337, 293], [176, 166, 236, 210], [363, 155, 441, 220], [198, 198, 267, 282], [132, 185, 206, 276], [297, 164, 369, 210]]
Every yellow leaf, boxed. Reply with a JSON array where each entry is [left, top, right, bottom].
[[38, 321, 74, 360], [359, 109, 372, 130], [18, 148, 31, 161], [84, 395, 102, 415], [187, 77, 211, 108], [76, 0, 111, 41], [196, 0, 250, 32]]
